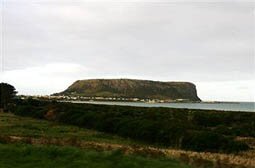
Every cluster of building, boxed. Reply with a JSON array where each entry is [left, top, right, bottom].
[[18, 95, 190, 103]]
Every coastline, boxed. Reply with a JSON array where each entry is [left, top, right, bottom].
[[61, 100, 255, 112]]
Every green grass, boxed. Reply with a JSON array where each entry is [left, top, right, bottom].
[[0, 143, 191, 168], [0, 113, 137, 145], [0, 113, 192, 168]]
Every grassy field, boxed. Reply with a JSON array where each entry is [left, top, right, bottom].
[[1, 112, 255, 168], [0, 143, 190, 168], [0, 113, 191, 168], [0, 112, 135, 145]]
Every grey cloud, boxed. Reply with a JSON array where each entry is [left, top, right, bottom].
[[1, 0, 254, 82]]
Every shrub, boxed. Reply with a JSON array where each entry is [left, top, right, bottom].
[[11, 99, 253, 153], [181, 131, 249, 153]]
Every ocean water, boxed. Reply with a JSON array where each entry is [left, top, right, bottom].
[[72, 101, 255, 112]]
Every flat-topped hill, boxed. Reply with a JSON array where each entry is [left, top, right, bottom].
[[57, 79, 201, 101]]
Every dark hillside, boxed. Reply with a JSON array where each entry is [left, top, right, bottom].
[[56, 79, 201, 101]]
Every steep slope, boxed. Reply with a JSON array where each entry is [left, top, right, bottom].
[[57, 79, 201, 101]]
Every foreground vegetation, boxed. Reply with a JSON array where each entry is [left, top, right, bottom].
[[12, 99, 255, 153], [1, 112, 255, 168], [0, 110, 137, 145], [0, 143, 191, 168], [0, 113, 192, 168]]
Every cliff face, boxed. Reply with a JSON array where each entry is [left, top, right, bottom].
[[58, 79, 201, 101]]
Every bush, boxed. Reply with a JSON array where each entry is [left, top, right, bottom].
[[181, 131, 249, 153], [11, 99, 253, 153]]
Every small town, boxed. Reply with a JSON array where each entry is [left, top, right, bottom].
[[17, 95, 190, 103]]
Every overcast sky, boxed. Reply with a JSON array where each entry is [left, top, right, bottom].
[[0, 0, 254, 101]]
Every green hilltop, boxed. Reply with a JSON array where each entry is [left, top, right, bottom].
[[56, 79, 201, 101]]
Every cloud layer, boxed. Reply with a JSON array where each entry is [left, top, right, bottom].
[[1, 0, 254, 101]]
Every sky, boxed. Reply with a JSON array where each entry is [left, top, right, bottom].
[[0, 0, 254, 102]]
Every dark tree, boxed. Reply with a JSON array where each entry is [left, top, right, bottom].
[[0, 83, 17, 110]]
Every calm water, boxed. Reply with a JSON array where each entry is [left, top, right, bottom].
[[72, 101, 255, 112]]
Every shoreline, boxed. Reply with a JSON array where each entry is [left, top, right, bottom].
[[60, 100, 255, 113]]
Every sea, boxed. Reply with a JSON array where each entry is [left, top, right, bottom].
[[71, 101, 255, 112]]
